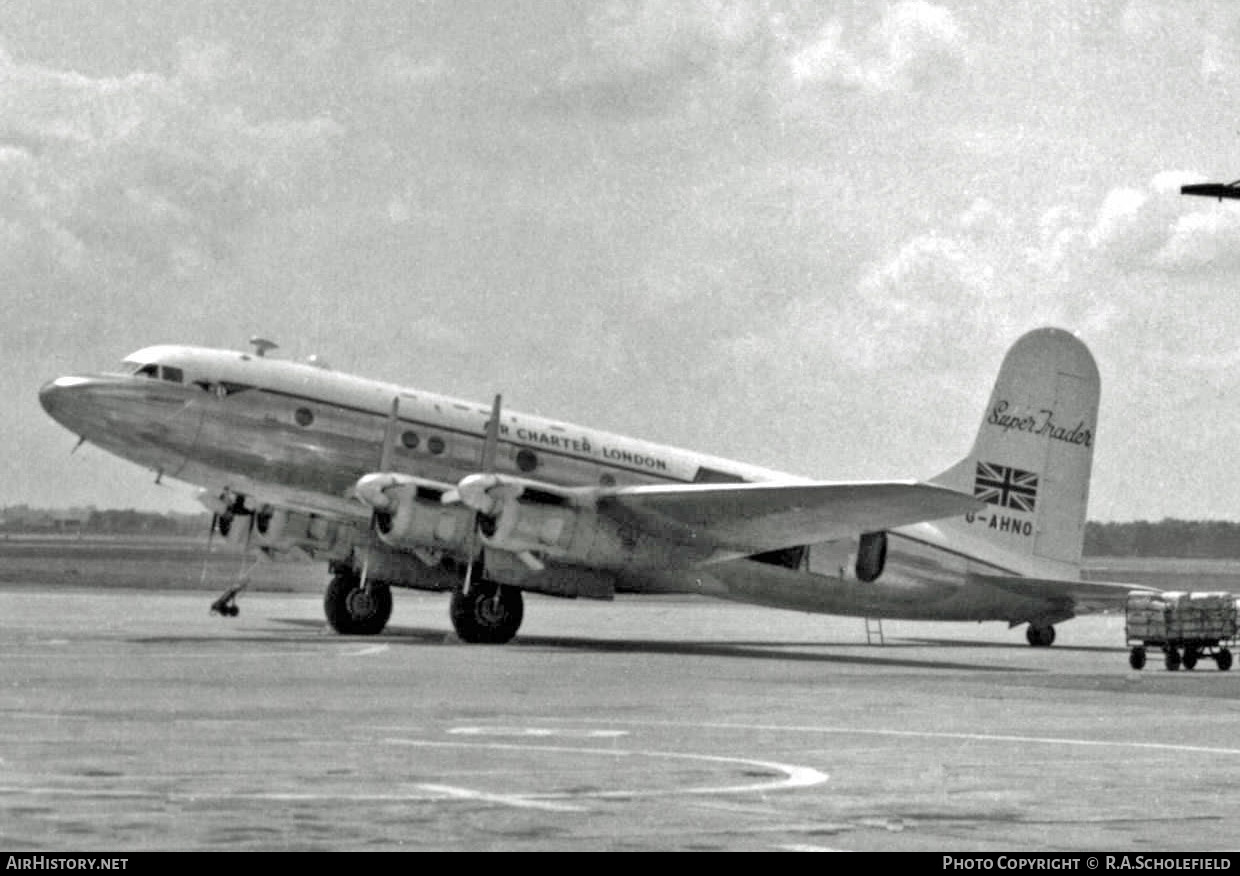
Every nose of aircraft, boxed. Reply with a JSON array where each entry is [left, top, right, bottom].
[[38, 375, 94, 424]]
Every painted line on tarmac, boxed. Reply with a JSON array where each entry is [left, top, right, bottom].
[[542, 718, 1240, 757], [0, 784, 576, 809], [0, 737, 826, 810], [384, 738, 828, 799], [417, 782, 586, 812], [449, 726, 629, 739]]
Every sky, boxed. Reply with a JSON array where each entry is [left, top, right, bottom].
[[4, 0, 1240, 522]]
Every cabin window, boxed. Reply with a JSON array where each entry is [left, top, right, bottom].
[[599, 473, 616, 487], [135, 363, 159, 379], [161, 366, 183, 383], [428, 436, 445, 455], [516, 448, 539, 472], [401, 430, 419, 449], [295, 407, 315, 427]]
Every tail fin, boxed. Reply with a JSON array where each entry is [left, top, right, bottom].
[[929, 327, 1099, 579]]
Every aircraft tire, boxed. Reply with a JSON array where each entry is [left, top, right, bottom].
[[450, 581, 523, 644], [1025, 623, 1055, 647], [324, 571, 392, 635]]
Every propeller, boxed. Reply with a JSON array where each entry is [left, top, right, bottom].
[[458, 394, 503, 595], [358, 395, 403, 592]]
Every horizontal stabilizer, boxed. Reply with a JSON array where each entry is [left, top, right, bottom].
[[597, 480, 983, 557], [978, 574, 1159, 616]]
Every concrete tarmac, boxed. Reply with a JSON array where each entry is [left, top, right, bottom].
[[0, 587, 1237, 852]]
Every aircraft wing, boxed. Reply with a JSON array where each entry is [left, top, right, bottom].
[[595, 480, 983, 559], [977, 574, 1160, 617]]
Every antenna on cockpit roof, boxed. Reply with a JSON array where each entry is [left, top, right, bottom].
[[249, 337, 279, 357]]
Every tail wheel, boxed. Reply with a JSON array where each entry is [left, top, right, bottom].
[[450, 581, 523, 644], [324, 570, 392, 635], [1026, 623, 1056, 647]]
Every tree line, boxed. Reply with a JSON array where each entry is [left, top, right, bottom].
[[1, 506, 209, 536], [1085, 520, 1240, 558]]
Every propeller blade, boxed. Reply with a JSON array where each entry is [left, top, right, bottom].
[[461, 394, 503, 594], [360, 396, 402, 592], [481, 394, 502, 471], [198, 512, 218, 591], [378, 396, 401, 472]]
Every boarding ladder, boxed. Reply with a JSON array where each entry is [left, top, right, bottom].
[[864, 617, 885, 645]]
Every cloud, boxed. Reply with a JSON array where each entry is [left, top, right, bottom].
[[553, 0, 785, 119], [371, 52, 451, 88], [790, 0, 966, 94], [1084, 171, 1240, 273], [707, 171, 1237, 405], [1122, 1, 1240, 85], [0, 42, 344, 287], [551, 0, 965, 123]]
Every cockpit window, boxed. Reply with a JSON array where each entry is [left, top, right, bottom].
[[126, 362, 185, 383]]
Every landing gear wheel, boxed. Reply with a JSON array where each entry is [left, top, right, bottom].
[[1128, 647, 1146, 670], [1165, 647, 1181, 671], [1217, 648, 1233, 672], [324, 570, 392, 635], [1026, 623, 1056, 647], [1182, 648, 1199, 670], [450, 581, 524, 644]]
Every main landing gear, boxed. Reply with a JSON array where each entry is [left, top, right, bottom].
[[1026, 623, 1057, 647], [319, 569, 524, 642], [324, 564, 393, 635], [450, 580, 524, 644]]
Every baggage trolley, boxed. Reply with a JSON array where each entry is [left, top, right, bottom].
[[1125, 591, 1237, 671]]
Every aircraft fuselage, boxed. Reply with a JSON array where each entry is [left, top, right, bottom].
[[38, 336, 1099, 639]]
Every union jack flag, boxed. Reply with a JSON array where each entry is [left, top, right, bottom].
[[974, 462, 1038, 513]]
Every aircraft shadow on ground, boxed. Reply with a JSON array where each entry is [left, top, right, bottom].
[[899, 637, 1118, 654], [189, 617, 1035, 672]]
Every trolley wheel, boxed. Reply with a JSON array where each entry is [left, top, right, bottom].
[[1182, 648, 1199, 671], [1128, 647, 1146, 670], [1217, 648, 1233, 672], [1164, 647, 1181, 671]]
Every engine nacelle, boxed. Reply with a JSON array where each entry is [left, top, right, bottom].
[[479, 490, 696, 570], [251, 505, 349, 558], [376, 490, 475, 553]]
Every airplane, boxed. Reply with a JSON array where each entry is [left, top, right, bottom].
[[1181, 180, 1240, 200], [38, 326, 1144, 648]]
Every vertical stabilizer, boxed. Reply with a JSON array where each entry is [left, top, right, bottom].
[[929, 327, 1099, 579]]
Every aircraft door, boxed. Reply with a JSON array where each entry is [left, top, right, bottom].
[[806, 538, 854, 580]]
